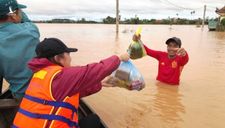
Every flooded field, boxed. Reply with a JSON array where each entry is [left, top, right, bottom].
[[25, 24, 225, 128]]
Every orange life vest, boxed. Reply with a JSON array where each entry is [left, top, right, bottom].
[[13, 65, 80, 128]]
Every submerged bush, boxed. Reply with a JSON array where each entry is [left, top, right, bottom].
[[221, 18, 225, 26]]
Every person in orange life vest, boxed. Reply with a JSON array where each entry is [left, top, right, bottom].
[[13, 38, 130, 128], [133, 35, 189, 85]]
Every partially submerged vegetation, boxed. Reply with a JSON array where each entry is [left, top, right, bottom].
[[217, 18, 225, 31], [34, 16, 216, 25]]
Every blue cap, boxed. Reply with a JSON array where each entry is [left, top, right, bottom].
[[0, 0, 26, 16]]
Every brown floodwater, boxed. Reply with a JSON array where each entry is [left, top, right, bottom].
[[8, 24, 225, 128]]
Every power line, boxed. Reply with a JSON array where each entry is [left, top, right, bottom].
[[160, 0, 203, 10]]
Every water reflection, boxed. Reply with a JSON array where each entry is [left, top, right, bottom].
[[152, 82, 185, 125], [113, 33, 121, 54], [115, 32, 119, 42], [207, 31, 225, 40]]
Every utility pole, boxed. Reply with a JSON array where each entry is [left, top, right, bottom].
[[202, 5, 206, 29], [116, 0, 119, 33]]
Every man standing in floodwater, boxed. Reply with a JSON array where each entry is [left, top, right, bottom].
[[133, 35, 189, 85]]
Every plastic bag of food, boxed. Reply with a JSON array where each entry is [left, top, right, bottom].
[[102, 60, 145, 91], [127, 27, 146, 59]]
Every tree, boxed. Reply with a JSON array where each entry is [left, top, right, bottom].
[[221, 18, 225, 26], [102, 16, 116, 24]]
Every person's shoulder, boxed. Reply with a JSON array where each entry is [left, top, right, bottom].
[[20, 22, 39, 30], [15, 22, 40, 37], [60, 66, 83, 75], [2, 22, 38, 32]]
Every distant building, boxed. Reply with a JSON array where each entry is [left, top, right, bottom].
[[208, 6, 225, 31], [214, 6, 225, 31], [216, 6, 225, 21]]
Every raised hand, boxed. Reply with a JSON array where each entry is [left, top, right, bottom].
[[176, 48, 187, 56]]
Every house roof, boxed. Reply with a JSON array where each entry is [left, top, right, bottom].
[[216, 6, 225, 15]]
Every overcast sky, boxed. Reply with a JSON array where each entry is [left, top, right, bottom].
[[19, 0, 224, 21]]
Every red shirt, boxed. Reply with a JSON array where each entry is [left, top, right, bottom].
[[144, 45, 189, 85]]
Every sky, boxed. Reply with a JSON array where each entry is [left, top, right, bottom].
[[19, 0, 225, 21]]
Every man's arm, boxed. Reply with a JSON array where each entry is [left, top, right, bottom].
[[143, 44, 162, 60], [179, 52, 189, 66], [133, 34, 162, 60], [176, 48, 189, 66]]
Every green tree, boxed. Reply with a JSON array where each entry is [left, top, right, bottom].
[[103, 16, 116, 24], [221, 18, 225, 26]]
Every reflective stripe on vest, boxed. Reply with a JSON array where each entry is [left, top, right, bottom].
[[24, 94, 78, 115], [18, 108, 78, 127], [13, 65, 80, 128]]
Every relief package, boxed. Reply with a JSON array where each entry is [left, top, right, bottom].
[[127, 40, 146, 59], [127, 27, 146, 59], [104, 60, 145, 91]]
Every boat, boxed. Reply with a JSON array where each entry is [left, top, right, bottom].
[[0, 77, 107, 128], [79, 99, 108, 128], [208, 20, 218, 31]]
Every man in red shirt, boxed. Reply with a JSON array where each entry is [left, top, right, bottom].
[[133, 35, 189, 85]]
